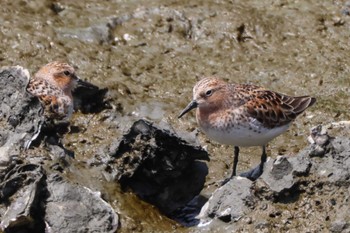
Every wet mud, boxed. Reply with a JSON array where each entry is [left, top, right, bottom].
[[1, 0, 350, 232]]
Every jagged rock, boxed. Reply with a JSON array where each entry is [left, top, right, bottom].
[[307, 125, 350, 183], [0, 164, 119, 233], [0, 164, 46, 232], [109, 119, 209, 217]]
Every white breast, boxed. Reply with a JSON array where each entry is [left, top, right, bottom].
[[200, 118, 291, 147]]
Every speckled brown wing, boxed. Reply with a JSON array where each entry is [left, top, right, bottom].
[[227, 84, 265, 107], [38, 94, 67, 119], [244, 89, 316, 128], [27, 78, 66, 120], [27, 78, 56, 97]]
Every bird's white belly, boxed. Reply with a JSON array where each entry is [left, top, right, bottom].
[[201, 122, 290, 147]]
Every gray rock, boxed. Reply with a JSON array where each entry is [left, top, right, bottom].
[[261, 156, 294, 193], [330, 221, 348, 233], [311, 134, 350, 183], [0, 66, 44, 167], [0, 163, 119, 233], [197, 177, 254, 224], [260, 153, 311, 194], [45, 174, 119, 233]]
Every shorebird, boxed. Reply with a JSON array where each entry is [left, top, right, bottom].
[[26, 61, 90, 121], [178, 77, 316, 182]]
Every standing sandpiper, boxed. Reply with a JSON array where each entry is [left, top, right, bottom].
[[26, 61, 88, 122], [178, 77, 316, 182]]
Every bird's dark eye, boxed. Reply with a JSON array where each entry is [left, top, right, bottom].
[[205, 90, 213, 96], [63, 70, 71, 76]]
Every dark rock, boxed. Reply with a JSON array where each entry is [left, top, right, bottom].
[[109, 119, 209, 219], [171, 195, 208, 227], [197, 177, 255, 224], [51, 2, 65, 14]]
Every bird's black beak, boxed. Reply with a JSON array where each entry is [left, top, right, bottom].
[[178, 100, 198, 118]]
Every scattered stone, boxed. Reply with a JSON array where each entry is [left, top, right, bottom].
[[308, 125, 332, 157]]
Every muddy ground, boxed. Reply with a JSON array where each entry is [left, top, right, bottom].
[[0, 0, 349, 232]]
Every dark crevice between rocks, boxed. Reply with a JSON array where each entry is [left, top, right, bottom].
[[272, 183, 303, 204], [109, 119, 209, 226]]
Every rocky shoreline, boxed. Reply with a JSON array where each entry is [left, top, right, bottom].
[[1, 66, 349, 233]]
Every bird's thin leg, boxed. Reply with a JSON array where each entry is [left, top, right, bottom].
[[220, 146, 240, 186], [230, 146, 240, 178], [260, 145, 267, 166], [240, 145, 267, 181]]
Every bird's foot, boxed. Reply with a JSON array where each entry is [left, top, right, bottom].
[[220, 177, 232, 186], [239, 163, 264, 181], [219, 163, 265, 186]]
